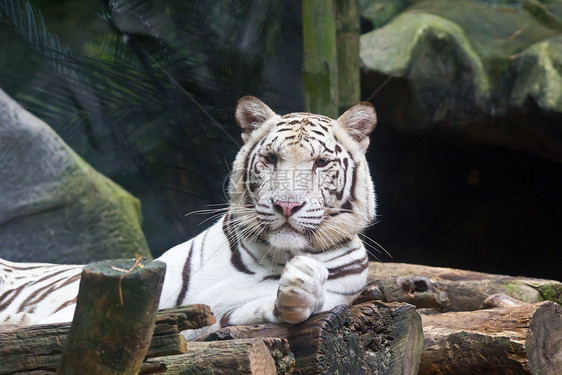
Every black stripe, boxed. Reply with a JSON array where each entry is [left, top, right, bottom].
[[223, 214, 255, 275], [29, 268, 74, 286], [328, 257, 368, 280], [301, 247, 324, 254], [220, 308, 235, 327], [262, 274, 281, 281], [176, 241, 194, 306], [311, 129, 325, 136], [350, 162, 358, 201], [340, 199, 353, 213], [243, 140, 261, 194], [53, 297, 77, 314], [239, 241, 259, 264], [25, 272, 81, 313], [0, 289, 18, 311], [200, 230, 209, 267], [325, 246, 361, 262], [247, 153, 258, 192], [335, 158, 349, 201]]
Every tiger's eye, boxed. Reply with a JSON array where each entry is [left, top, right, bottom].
[[315, 158, 330, 168], [265, 153, 278, 164]]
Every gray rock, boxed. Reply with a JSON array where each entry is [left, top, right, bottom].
[[511, 35, 562, 113], [0, 88, 151, 263], [360, 0, 562, 161]]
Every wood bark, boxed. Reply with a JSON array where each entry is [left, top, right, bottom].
[[141, 339, 289, 375], [481, 293, 529, 309], [368, 262, 562, 311], [203, 301, 423, 375], [419, 301, 562, 375], [302, 0, 338, 118], [335, 0, 360, 114], [350, 301, 424, 375], [57, 259, 166, 375], [355, 275, 450, 308], [0, 305, 215, 374]]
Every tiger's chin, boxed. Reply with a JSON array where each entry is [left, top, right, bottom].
[[266, 227, 309, 251]]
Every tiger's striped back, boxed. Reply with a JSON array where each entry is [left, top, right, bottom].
[[0, 259, 82, 324]]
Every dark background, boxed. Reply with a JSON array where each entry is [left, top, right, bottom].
[[1, 0, 560, 280]]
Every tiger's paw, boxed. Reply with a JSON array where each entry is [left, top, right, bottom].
[[274, 255, 328, 324]]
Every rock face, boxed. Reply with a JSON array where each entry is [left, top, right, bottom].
[[360, 0, 562, 162], [0, 88, 151, 263]]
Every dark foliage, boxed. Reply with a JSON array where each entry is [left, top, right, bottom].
[[0, 0, 296, 254]]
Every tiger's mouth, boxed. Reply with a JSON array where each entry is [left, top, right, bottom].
[[276, 222, 300, 232], [266, 223, 310, 250]]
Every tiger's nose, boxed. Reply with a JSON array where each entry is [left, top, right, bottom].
[[273, 200, 305, 218]]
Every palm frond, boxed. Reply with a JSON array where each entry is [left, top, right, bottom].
[[0, 0, 287, 254]]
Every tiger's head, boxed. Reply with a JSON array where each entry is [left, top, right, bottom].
[[229, 96, 377, 253]]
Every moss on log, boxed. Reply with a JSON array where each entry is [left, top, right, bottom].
[[368, 262, 562, 310]]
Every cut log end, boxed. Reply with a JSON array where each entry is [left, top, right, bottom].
[[526, 302, 562, 375], [420, 301, 562, 375], [57, 259, 166, 375]]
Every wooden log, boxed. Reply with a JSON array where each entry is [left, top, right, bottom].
[[419, 301, 562, 375], [355, 276, 450, 308], [141, 339, 287, 375], [259, 337, 295, 375], [147, 304, 217, 358], [57, 258, 166, 375], [369, 262, 562, 311], [0, 305, 214, 374], [204, 301, 423, 374], [481, 293, 528, 309], [153, 305, 216, 334], [0, 323, 69, 375], [204, 305, 364, 374], [351, 301, 423, 375]]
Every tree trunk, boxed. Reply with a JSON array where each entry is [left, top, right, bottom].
[[419, 301, 562, 375], [204, 301, 423, 374], [302, 0, 338, 118], [368, 262, 562, 310], [57, 259, 165, 375], [141, 339, 291, 375], [335, 0, 360, 114]]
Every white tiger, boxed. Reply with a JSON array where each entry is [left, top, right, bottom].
[[0, 96, 377, 336]]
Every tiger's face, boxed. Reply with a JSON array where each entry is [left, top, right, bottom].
[[229, 96, 377, 253]]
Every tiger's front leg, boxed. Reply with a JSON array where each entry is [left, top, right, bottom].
[[274, 256, 328, 324], [221, 256, 329, 327]]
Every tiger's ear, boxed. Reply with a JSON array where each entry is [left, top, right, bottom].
[[337, 102, 377, 151], [235, 96, 277, 143]]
